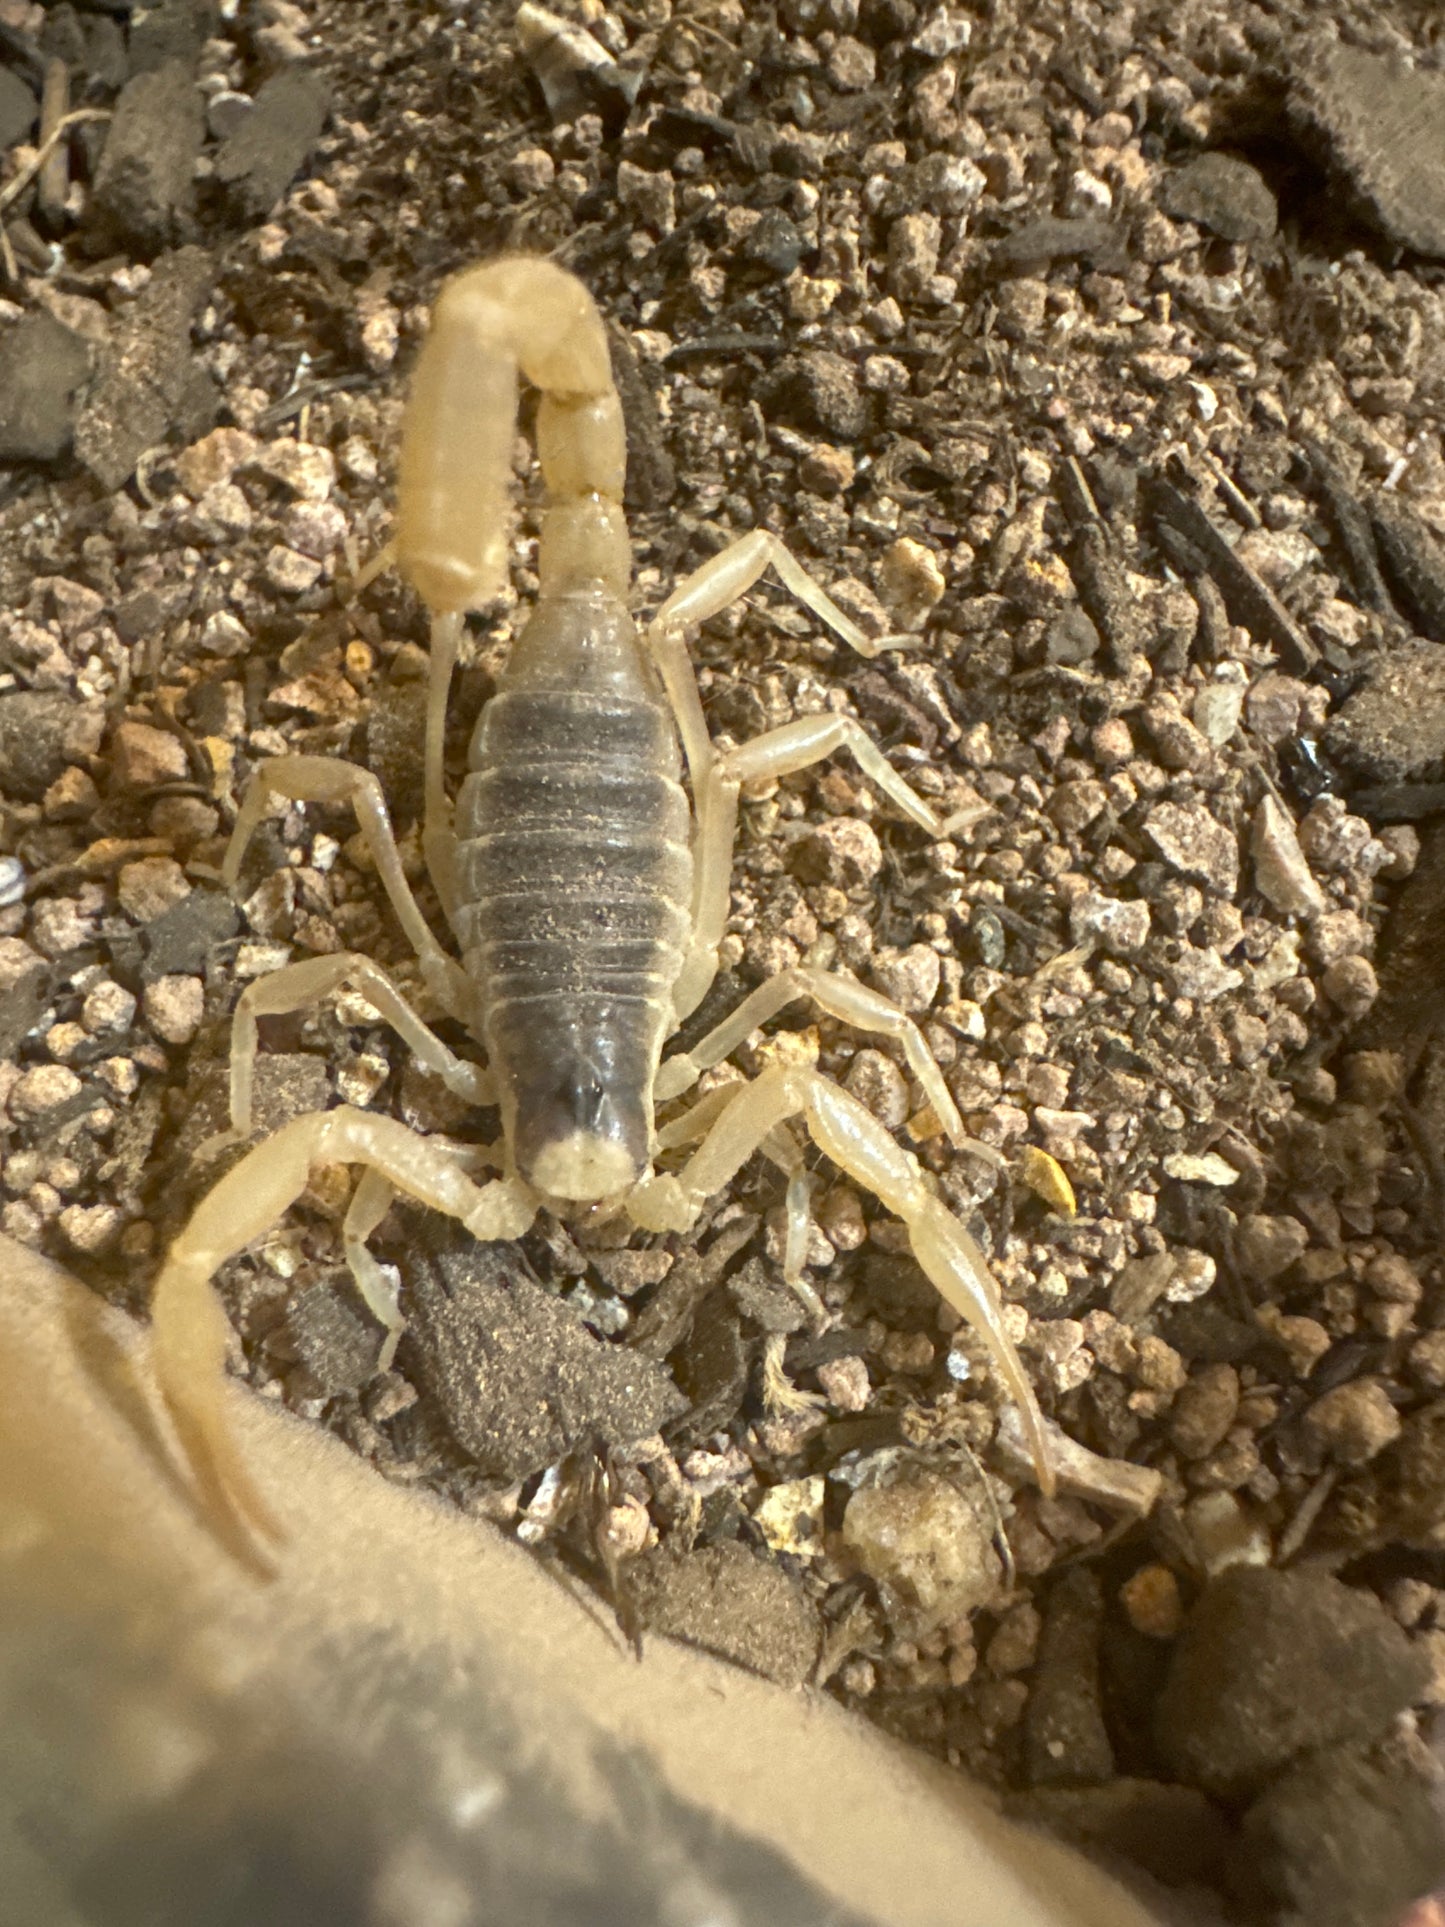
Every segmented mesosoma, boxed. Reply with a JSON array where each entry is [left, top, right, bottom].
[[151, 257, 1054, 1546]]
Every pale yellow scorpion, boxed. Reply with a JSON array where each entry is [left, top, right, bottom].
[[151, 257, 1052, 1542]]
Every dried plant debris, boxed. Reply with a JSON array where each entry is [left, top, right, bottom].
[[4, 0, 1445, 1917]]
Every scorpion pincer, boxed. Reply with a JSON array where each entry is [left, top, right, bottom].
[[149, 256, 1054, 1543]]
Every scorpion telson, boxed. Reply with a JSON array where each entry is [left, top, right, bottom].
[[150, 256, 1054, 1546]]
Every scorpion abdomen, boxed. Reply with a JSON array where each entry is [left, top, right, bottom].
[[455, 677, 692, 1200]]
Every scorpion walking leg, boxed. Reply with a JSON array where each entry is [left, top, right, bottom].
[[224, 754, 472, 1018], [646, 534, 934, 1020], [208, 951, 495, 1151], [671, 714, 942, 1021], [152, 1105, 537, 1543], [343, 1167, 404, 1366], [424, 610, 463, 923], [631, 1065, 1053, 1493], [656, 963, 963, 1143], [647, 528, 917, 668]]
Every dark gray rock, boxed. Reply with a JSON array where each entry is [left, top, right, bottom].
[[1378, 1396, 1445, 1547], [992, 216, 1127, 273], [628, 1541, 821, 1687], [74, 246, 215, 490], [82, 14, 129, 90], [398, 1216, 686, 1481], [1323, 641, 1445, 783], [1369, 495, 1445, 642], [364, 677, 428, 826], [671, 1289, 751, 1445], [285, 1280, 384, 1397], [127, 0, 210, 75], [728, 1256, 809, 1334], [608, 320, 675, 512], [142, 889, 240, 983], [169, 1053, 333, 1172], [1161, 153, 1278, 244], [0, 313, 91, 463], [1155, 1566, 1430, 1797], [1024, 1570, 1116, 1788], [1009, 1780, 1232, 1891], [87, 60, 203, 253], [0, 691, 103, 800], [1291, 42, 1445, 257], [37, 2, 86, 68], [763, 350, 869, 441], [0, 957, 51, 1059], [0, 65, 37, 149], [1044, 607, 1101, 665], [743, 208, 807, 276], [1238, 1743, 1445, 1927], [214, 68, 329, 222]]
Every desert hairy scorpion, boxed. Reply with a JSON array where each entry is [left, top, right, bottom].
[[150, 257, 1053, 1544]]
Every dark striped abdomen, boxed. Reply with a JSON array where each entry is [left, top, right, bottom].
[[454, 687, 692, 1190]]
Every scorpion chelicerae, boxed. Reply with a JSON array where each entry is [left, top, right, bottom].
[[150, 256, 1053, 1544]]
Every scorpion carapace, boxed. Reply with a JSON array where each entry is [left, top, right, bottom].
[[149, 256, 1055, 1551]]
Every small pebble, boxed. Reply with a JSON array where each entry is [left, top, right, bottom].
[[986, 1600, 1042, 1674], [248, 440, 335, 501], [844, 1048, 910, 1129], [81, 980, 138, 1035], [1408, 1331, 1445, 1391], [264, 544, 324, 594], [869, 942, 941, 1014], [876, 536, 946, 629], [110, 720, 189, 792], [1304, 1379, 1403, 1467], [59, 1202, 123, 1253], [43, 767, 101, 821], [117, 856, 191, 922], [1258, 1306, 1333, 1378], [505, 145, 555, 194], [817, 1354, 870, 1412], [826, 35, 876, 91], [1192, 682, 1244, 747], [1048, 779, 1109, 834], [1235, 1213, 1308, 1283], [1120, 1564, 1185, 1639], [1170, 1364, 1240, 1460], [143, 974, 205, 1045], [816, 1184, 867, 1252], [843, 1467, 1002, 1630], [8, 1064, 83, 1118], [0, 937, 41, 993], [1144, 800, 1239, 895], [1068, 891, 1150, 955], [799, 443, 855, 496], [1321, 954, 1379, 1019], [792, 816, 883, 887], [1251, 794, 1325, 918]]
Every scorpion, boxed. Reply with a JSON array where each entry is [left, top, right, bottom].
[[149, 256, 1053, 1545]]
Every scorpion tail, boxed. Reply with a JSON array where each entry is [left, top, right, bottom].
[[397, 256, 626, 616]]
